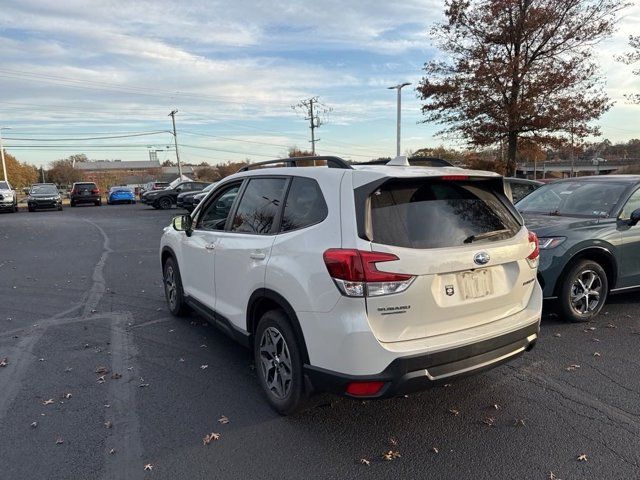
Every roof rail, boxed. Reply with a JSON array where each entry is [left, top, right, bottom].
[[238, 156, 353, 172], [355, 156, 454, 167]]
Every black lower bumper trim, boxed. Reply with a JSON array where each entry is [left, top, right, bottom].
[[304, 321, 539, 398]]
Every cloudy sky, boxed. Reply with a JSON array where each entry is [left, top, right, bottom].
[[0, 0, 639, 167]]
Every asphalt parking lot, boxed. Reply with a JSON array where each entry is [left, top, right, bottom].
[[1, 204, 639, 480]]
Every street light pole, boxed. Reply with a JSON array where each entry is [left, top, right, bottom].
[[388, 83, 411, 157], [0, 127, 11, 183], [168, 110, 183, 178]]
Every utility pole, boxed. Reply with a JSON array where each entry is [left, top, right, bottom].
[[0, 127, 11, 183], [168, 110, 183, 178], [570, 119, 575, 178], [388, 82, 411, 157], [292, 97, 331, 155]]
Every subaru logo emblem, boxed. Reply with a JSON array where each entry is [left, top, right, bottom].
[[474, 252, 490, 265]]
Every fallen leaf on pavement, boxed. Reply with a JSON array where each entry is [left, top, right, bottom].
[[200, 365, 208, 370], [104, 421, 113, 429], [143, 463, 153, 471], [431, 446, 439, 453], [109, 448, 116, 455], [97, 375, 106, 384], [0, 357, 8, 367], [218, 415, 229, 424], [139, 383, 150, 388], [448, 409, 460, 416], [55, 437, 64, 445], [553, 333, 561, 338], [95, 366, 109, 375], [515, 418, 526, 427], [203, 432, 221, 445], [382, 450, 401, 461], [593, 352, 601, 357], [360, 458, 370, 466], [30, 422, 37, 428], [492, 404, 500, 410], [42, 399, 54, 405], [565, 364, 581, 371], [605, 323, 616, 329], [482, 417, 496, 426], [111, 373, 122, 379], [577, 454, 588, 462], [584, 327, 596, 332]]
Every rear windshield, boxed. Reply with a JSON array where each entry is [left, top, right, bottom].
[[76, 183, 96, 190], [368, 179, 520, 249]]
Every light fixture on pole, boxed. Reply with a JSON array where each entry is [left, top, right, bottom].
[[0, 127, 12, 183], [388, 83, 411, 157]]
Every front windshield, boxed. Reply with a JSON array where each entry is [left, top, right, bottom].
[[30, 184, 58, 195], [0, 181, 9, 190], [516, 181, 626, 217]]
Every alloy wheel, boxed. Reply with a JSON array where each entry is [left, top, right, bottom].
[[164, 265, 177, 309], [259, 327, 293, 400], [570, 269, 603, 315]]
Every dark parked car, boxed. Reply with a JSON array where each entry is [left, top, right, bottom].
[[142, 181, 209, 210], [70, 182, 101, 207], [504, 178, 543, 203], [0, 180, 18, 213], [516, 175, 640, 322], [139, 181, 169, 200], [27, 183, 63, 212], [178, 182, 216, 211]]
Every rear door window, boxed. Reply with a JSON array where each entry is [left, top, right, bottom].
[[230, 178, 287, 234], [368, 179, 520, 248], [280, 177, 327, 232]]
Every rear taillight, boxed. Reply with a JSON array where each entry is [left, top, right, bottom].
[[71, 189, 77, 195], [323, 249, 415, 297], [91, 188, 100, 194], [526, 231, 539, 268], [345, 381, 385, 397]]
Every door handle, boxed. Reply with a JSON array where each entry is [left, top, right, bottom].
[[205, 243, 216, 250], [249, 252, 266, 260]]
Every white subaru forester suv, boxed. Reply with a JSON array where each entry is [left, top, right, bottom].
[[160, 156, 542, 414]]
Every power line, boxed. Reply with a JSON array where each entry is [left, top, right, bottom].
[[3, 131, 169, 141]]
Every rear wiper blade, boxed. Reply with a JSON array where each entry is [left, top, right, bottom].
[[549, 210, 562, 216], [464, 229, 510, 244]]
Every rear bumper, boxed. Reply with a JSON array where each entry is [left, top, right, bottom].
[[71, 195, 100, 203], [305, 321, 539, 398]]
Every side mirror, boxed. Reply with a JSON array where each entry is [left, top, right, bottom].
[[172, 214, 193, 235], [629, 208, 640, 227]]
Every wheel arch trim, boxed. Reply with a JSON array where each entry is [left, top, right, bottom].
[[246, 288, 310, 365]]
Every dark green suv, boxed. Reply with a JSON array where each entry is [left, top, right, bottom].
[[516, 175, 640, 322]]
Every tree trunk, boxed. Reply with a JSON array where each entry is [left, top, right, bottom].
[[506, 132, 518, 176]]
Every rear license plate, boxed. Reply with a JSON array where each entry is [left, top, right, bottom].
[[458, 269, 493, 299], [82, 191, 89, 196]]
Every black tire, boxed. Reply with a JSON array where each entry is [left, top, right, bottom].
[[28, 206, 35, 212], [12, 203, 18, 213], [95, 201, 101, 206], [163, 257, 189, 316], [254, 310, 306, 415], [158, 197, 172, 210], [557, 259, 608, 323], [58, 205, 63, 211]]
